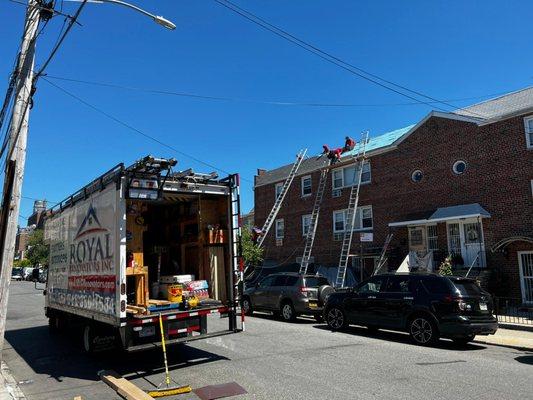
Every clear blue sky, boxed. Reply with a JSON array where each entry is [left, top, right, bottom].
[[1, 0, 532, 223]]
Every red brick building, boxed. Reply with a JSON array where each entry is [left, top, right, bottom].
[[254, 88, 533, 303]]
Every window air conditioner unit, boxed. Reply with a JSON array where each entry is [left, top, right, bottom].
[[333, 233, 343, 241], [332, 189, 342, 198], [276, 238, 283, 246]]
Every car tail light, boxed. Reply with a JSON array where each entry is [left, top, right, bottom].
[[299, 287, 310, 297]]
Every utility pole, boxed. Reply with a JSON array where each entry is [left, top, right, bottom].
[[0, 0, 41, 355]]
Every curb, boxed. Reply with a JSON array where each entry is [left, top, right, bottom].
[[0, 362, 26, 400], [498, 323, 533, 333]]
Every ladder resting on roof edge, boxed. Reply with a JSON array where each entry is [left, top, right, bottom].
[[298, 168, 329, 275], [256, 149, 307, 248], [335, 132, 370, 288]]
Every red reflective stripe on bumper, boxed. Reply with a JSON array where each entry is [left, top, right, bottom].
[[168, 325, 201, 335], [128, 307, 229, 326]]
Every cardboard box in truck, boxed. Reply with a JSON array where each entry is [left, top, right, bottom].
[[44, 156, 243, 352]]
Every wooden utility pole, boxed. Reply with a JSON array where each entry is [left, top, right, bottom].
[[0, 0, 41, 356]]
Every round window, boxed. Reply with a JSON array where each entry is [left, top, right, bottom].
[[411, 170, 423, 182], [452, 160, 467, 175]]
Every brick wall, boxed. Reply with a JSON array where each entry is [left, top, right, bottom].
[[254, 113, 533, 296]]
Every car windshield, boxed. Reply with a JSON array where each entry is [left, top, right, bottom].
[[452, 280, 483, 296], [304, 276, 329, 288]]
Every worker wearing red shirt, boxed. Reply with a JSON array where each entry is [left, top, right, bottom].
[[343, 136, 356, 153], [321, 145, 343, 165]]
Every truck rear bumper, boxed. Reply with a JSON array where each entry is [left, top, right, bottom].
[[125, 329, 240, 352]]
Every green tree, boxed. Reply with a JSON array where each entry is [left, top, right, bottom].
[[241, 228, 263, 266], [13, 259, 32, 268], [26, 229, 49, 267]]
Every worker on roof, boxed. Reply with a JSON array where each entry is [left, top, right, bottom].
[[320, 145, 342, 165], [343, 136, 356, 153]]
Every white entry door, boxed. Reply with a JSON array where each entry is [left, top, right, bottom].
[[447, 219, 486, 267], [519, 251, 533, 304]]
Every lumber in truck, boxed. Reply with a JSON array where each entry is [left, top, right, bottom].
[[44, 155, 243, 352]]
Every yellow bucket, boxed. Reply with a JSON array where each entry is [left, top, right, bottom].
[[167, 284, 183, 303]]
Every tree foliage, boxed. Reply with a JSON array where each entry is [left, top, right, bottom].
[[13, 259, 32, 268], [26, 229, 49, 267], [240, 228, 263, 266]]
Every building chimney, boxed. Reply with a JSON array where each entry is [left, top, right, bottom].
[[257, 169, 266, 176]]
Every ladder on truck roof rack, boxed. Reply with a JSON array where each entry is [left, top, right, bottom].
[[298, 168, 329, 275], [335, 131, 370, 289], [256, 149, 307, 248]]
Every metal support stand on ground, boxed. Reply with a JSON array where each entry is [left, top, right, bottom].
[[298, 168, 329, 275], [256, 149, 307, 248], [0, 0, 40, 357], [334, 132, 369, 289]]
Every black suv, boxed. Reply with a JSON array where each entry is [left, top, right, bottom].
[[323, 273, 498, 345], [242, 273, 333, 322]]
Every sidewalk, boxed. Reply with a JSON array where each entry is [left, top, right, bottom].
[[0, 362, 25, 400], [475, 328, 533, 351]]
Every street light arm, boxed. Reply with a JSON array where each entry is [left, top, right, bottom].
[[66, 0, 176, 29]]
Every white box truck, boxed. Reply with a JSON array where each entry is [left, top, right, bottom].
[[44, 156, 243, 352]]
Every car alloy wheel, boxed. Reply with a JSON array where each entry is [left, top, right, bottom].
[[242, 298, 252, 316], [281, 303, 295, 321], [326, 307, 345, 330], [410, 317, 434, 345]]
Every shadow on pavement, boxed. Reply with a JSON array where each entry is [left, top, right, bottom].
[[249, 312, 318, 324], [515, 355, 533, 365], [312, 324, 488, 351], [5, 325, 229, 383]]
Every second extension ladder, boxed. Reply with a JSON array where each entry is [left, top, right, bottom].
[[298, 168, 329, 275], [256, 149, 307, 248], [335, 132, 370, 288]]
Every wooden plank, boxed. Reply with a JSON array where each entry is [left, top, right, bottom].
[[99, 370, 153, 400], [127, 305, 146, 314], [148, 299, 171, 306]]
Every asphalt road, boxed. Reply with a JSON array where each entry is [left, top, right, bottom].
[[3, 281, 533, 400]]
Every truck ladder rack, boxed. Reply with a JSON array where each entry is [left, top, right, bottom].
[[256, 149, 307, 248], [335, 132, 370, 288], [298, 168, 329, 275]]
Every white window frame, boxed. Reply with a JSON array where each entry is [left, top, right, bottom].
[[332, 161, 371, 190], [302, 214, 312, 236], [275, 182, 284, 200], [275, 219, 284, 239], [524, 115, 533, 149], [332, 206, 373, 233], [427, 224, 438, 251], [301, 175, 312, 197]]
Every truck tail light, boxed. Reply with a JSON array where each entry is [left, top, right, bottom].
[[120, 300, 126, 312]]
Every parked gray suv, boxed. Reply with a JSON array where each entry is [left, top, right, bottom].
[[242, 272, 334, 322]]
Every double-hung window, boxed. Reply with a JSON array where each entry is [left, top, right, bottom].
[[525, 116, 533, 149], [332, 162, 371, 189], [302, 214, 312, 236], [301, 176, 312, 197], [333, 206, 373, 232], [275, 219, 284, 239]]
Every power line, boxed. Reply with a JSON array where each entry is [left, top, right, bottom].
[[43, 75, 508, 109], [41, 77, 250, 182], [214, 0, 487, 119], [33, 0, 88, 81]]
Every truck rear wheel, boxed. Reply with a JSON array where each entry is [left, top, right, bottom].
[[82, 323, 117, 354]]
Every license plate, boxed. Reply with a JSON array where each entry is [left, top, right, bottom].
[[308, 301, 318, 309], [479, 303, 488, 311], [139, 326, 155, 337]]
